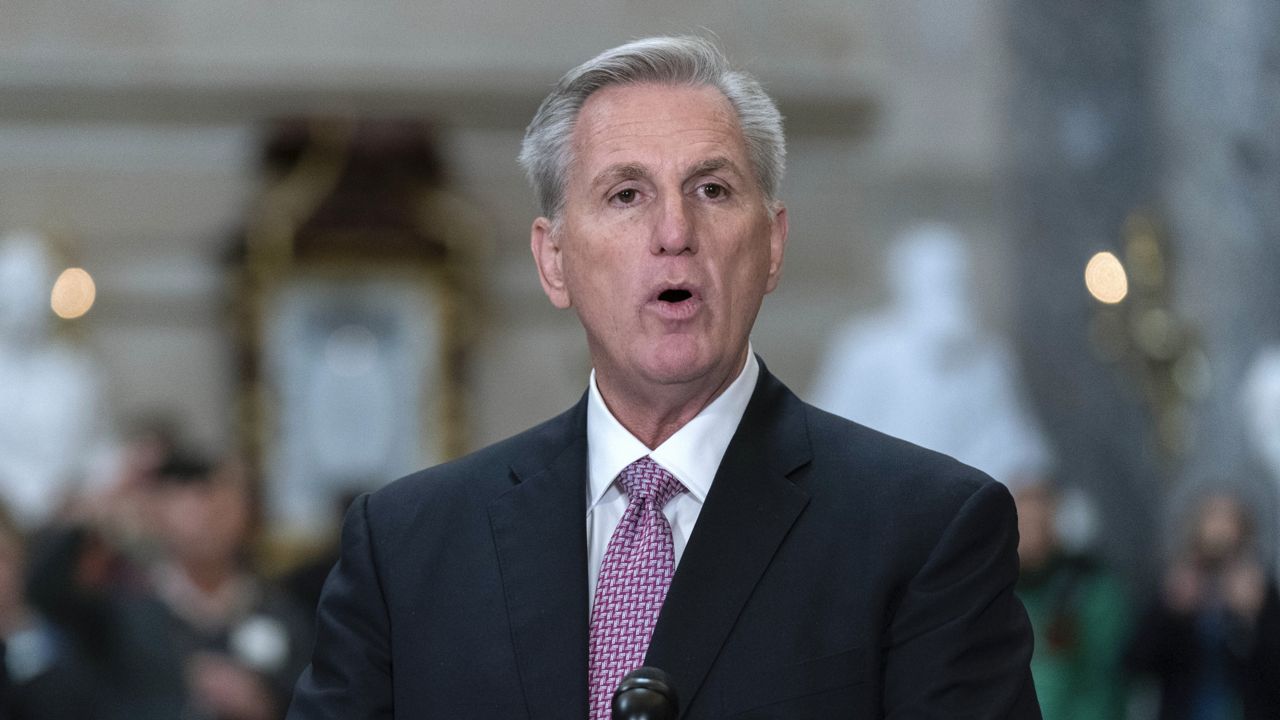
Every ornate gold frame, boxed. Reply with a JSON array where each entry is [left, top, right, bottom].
[[230, 120, 481, 563]]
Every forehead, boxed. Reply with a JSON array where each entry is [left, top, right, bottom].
[[568, 83, 749, 180]]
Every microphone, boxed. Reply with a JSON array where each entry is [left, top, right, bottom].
[[612, 666, 679, 720]]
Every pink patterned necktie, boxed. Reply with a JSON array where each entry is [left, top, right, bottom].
[[588, 456, 686, 720]]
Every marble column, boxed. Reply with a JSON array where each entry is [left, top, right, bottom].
[[1151, 0, 1280, 522], [1004, 1, 1162, 579], [1007, 0, 1280, 579]]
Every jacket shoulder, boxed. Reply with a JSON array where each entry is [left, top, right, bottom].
[[799, 401, 1007, 519], [364, 398, 585, 521]]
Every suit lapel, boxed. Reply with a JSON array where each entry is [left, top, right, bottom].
[[488, 398, 590, 720], [645, 364, 813, 713]]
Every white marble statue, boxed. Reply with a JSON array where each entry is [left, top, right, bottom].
[[1243, 347, 1280, 486], [0, 230, 101, 526], [809, 222, 1052, 487]]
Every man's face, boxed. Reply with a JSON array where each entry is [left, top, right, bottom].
[[532, 83, 787, 399], [151, 474, 251, 567], [1013, 484, 1057, 570]]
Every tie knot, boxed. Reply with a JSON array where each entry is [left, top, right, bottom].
[[618, 456, 685, 509]]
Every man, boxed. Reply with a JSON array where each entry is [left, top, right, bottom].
[[24, 452, 313, 720], [288, 36, 1039, 719], [1014, 481, 1128, 720]]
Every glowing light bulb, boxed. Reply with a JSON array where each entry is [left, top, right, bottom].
[[1085, 251, 1128, 304], [50, 267, 96, 319]]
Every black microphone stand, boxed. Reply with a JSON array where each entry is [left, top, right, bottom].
[[611, 666, 679, 720]]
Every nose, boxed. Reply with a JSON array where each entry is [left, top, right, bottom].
[[650, 194, 696, 256]]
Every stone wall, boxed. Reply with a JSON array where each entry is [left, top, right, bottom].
[[1006, 0, 1280, 576], [0, 2, 1012, 458]]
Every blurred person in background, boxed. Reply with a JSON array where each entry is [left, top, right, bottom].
[[1014, 480, 1128, 720], [141, 452, 315, 720], [1126, 490, 1280, 720], [0, 501, 98, 719], [26, 450, 313, 720], [66, 416, 182, 560]]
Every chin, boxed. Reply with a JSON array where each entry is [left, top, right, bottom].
[[639, 340, 720, 386]]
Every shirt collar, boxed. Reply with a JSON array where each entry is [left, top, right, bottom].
[[586, 347, 760, 512]]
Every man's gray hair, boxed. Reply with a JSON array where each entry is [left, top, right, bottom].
[[518, 35, 786, 218]]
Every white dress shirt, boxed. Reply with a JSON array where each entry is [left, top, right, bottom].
[[585, 350, 760, 603]]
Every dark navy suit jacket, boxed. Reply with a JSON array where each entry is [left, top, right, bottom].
[[287, 363, 1041, 719]]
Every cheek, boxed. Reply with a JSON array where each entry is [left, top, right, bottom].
[[0, 553, 21, 592], [212, 491, 251, 532], [565, 246, 634, 303], [153, 499, 184, 532], [722, 243, 773, 298]]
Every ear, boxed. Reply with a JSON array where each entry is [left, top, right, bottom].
[[531, 216, 571, 309], [764, 203, 788, 294]]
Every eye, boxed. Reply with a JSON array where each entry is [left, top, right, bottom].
[[699, 182, 728, 200], [612, 188, 639, 205]]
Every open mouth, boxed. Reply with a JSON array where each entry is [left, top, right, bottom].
[[658, 288, 693, 303]]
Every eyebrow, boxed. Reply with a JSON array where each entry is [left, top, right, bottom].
[[591, 163, 649, 189], [688, 156, 741, 179], [590, 156, 744, 189]]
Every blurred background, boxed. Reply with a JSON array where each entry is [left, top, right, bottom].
[[1, 2, 1279, 719]]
